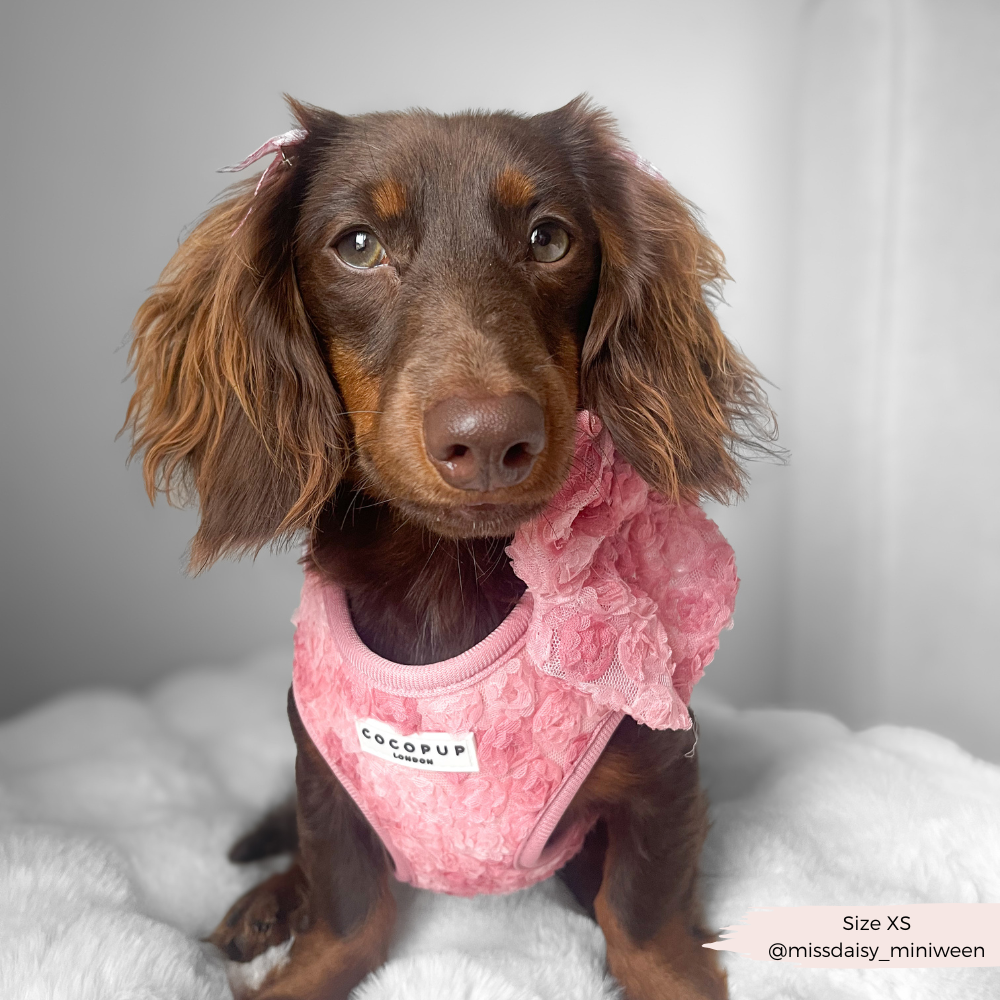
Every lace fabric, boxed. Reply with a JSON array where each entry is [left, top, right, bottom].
[[507, 411, 738, 730]]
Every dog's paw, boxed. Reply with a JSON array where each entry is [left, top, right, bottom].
[[207, 866, 308, 962]]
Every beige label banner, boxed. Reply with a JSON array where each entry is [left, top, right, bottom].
[[704, 904, 1000, 967]]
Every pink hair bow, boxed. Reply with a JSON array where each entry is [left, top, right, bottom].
[[620, 148, 666, 181], [219, 127, 306, 232]]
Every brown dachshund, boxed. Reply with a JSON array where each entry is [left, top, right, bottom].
[[125, 96, 774, 1000]]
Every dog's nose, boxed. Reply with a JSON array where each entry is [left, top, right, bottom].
[[423, 394, 546, 491]]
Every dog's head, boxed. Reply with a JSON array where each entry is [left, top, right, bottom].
[[126, 97, 774, 570]]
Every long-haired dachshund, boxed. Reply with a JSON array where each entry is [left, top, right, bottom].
[[125, 96, 774, 1000]]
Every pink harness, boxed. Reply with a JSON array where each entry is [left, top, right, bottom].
[[292, 412, 737, 896]]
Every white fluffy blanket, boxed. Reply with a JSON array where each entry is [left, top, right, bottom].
[[2, 650, 998, 999]]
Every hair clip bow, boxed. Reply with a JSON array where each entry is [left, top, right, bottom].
[[619, 148, 666, 181], [219, 128, 307, 232]]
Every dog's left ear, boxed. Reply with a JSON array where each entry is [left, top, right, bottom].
[[539, 98, 777, 503]]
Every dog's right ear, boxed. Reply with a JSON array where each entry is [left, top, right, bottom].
[[124, 104, 350, 572]]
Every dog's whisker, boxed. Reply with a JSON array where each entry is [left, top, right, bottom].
[[466, 538, 483, 586], [339, 489, 361, 531], [454, 540, 465, 614], [405, 535, 443, 604]]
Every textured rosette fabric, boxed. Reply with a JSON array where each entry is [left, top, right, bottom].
[[292, 579, 602, 896], [292, 409, 737, 896], [507, 411, 738, 731]]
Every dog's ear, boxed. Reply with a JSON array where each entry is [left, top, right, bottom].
[[540, 97, 777, 503], [124, 105, 349, 571]]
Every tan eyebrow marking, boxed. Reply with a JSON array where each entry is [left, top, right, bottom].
[[370, 179, 407, 218], [494, 167, 536, 208]]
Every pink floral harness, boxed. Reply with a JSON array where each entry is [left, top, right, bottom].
[[292, 412, 738, 896]]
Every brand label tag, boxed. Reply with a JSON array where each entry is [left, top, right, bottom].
[[354, 718, 479, 773]]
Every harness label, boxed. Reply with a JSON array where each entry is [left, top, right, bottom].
[[354, 718, 480, 773]]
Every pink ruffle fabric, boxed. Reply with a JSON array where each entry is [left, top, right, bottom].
[[293, 583, 606, 895], [507, 411, 738, 731]]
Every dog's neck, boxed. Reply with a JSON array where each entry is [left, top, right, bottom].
[[308, 488, 526, 665]]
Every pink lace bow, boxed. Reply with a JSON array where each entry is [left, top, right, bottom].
[[506, 411, 738, 730], [219, 127, 306, 232]]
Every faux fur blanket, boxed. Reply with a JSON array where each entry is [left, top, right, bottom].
[[2, 650, 997, 999]]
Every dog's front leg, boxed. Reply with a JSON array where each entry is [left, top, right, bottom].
[[589, 720, 728, 1000], [214, 691, 396, 1000]]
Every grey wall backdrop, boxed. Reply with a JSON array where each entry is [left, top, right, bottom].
[[2, 0, 997, 759]]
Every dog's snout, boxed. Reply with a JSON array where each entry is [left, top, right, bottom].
[[423, 394, 546, 492]]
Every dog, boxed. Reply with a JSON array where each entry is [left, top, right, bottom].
[[125, 96, 774, 1000]]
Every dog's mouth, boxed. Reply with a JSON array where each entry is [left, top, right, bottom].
[[394, 496, 550, 540]]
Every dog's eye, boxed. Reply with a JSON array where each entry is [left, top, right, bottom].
[[529, 223, 570, 263], [335, 230, 388, 268]]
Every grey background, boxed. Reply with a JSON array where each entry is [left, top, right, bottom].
[[2, 0, 997, 759]]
